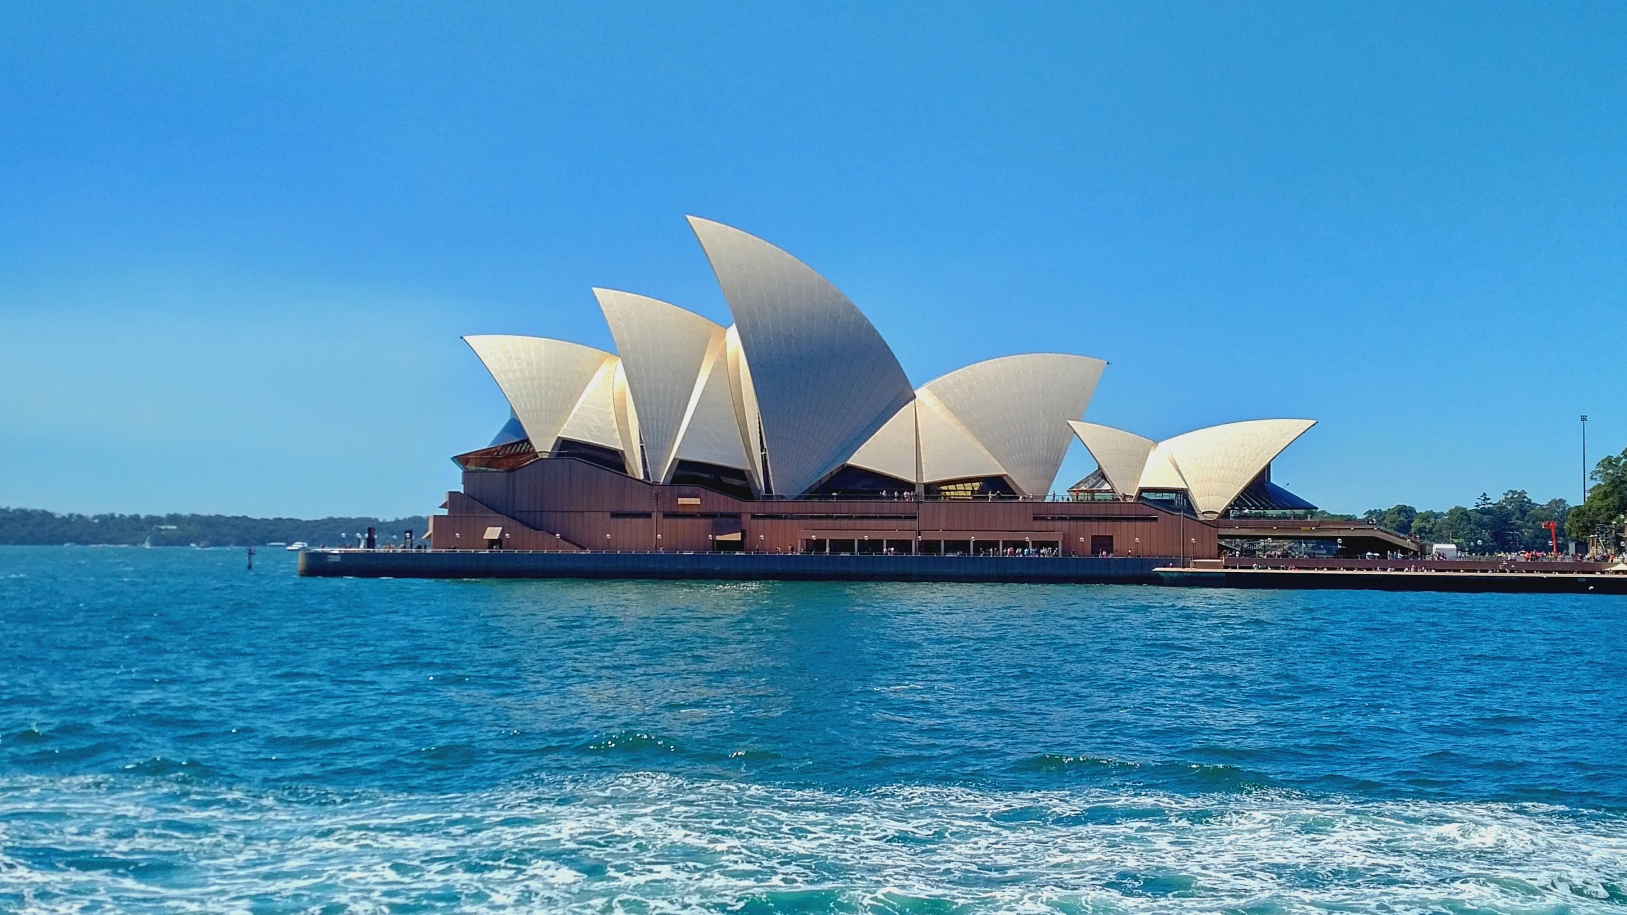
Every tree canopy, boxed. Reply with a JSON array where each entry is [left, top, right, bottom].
[[1362, 490, 1570, 555], [1565, 445, 1627, 546], [0, 508, 430, 548]]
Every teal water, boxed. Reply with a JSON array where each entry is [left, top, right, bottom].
[[2, 546, 1625, 912]]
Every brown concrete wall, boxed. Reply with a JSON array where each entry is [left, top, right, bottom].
[[428, 492, 585, 551], [437, 456, 1218, 559]]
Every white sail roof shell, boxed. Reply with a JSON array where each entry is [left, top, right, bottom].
[[671, 328, 752, 475], [1137, 442, 1189, 491], [846, 400, 919, 484], [724, 325, 765, 492], [464, 335, 615, 454], [916, 389, 1007, 484], [922, 354, 1106, 496], [1159, 419, 1316, 517], [611, 361, 643, 479], [854, 383, 1086, 490], [1067, 418, 1317, 515], [594, 288, 726, 481], [1067, 422, 1157, 497], [557, 356, 625, 452], [689, 216, 915, 496]]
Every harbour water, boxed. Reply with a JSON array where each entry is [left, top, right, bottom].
[[2, 546, 1625, 912]]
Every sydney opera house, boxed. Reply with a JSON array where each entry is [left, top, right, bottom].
[[426, 217, 1326, 560]]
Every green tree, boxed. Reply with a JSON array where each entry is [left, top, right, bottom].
[[1409, 509, 1445, 544], [0, 509, 430, 547], [1365, 491, 1571, 555], [1362, 504, 1418, 534], [1515, 494, 1569, 552], [1566, 446, 1627, 552], [1438, 505, 1497, 553]]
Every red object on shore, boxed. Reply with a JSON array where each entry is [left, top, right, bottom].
[[1542, 520, 1559, 554]]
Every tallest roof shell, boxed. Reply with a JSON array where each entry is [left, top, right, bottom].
[[687, 216, 915, 496]]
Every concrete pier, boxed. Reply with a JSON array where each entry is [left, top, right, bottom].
[[298, 550, 1166, 584], [297, 549, 1627, 593]]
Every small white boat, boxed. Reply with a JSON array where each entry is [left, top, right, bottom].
[[286, 541, 308, 552]]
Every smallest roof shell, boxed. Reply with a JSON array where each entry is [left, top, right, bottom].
[[1068, 418, 1317, 516]]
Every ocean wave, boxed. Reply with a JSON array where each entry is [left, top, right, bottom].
[[1, 773, 1623, 913]]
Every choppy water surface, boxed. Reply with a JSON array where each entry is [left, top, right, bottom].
[[2, 547, 1624, 913]]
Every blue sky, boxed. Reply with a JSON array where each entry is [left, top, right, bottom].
[[2, 3, 1623, 518]]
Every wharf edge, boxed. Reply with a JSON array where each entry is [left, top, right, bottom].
[[298, 550, 1162, 584], [297, 550, 1627, 593]]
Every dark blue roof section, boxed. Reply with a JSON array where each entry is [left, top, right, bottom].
[[1228, 475, 1318, 512], [1067, 468, 1113, 493], [488, 413, 528, 447]]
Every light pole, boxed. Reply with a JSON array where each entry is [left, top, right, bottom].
[[1582, 414, 1589, 505]]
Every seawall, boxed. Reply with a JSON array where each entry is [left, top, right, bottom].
[[297, 549, 1627, 593], [297, 550, 1166, 584]]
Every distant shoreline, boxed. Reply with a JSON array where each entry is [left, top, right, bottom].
[[0, 508, 429, 549]]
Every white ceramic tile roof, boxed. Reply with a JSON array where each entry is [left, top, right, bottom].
[[672, 329, 752, 474], [557, 356, 625, 452], [689, 216, 915, 496], [846, 400, 918, 484], [1137, 442, 1188, 491], [463, 335, 614, 454], [466, 219, 1317, 513], [923, 354, 1106, 496], [1160, 419, 1317, 517], [611, 360, 644, 479], [724, 325, 765, 492], [1067, 422, 1158, 497], [916, 388, 1007, 484], [594, 288, 724, 481]]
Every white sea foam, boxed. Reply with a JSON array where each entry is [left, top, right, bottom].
[[0, 774, 1623, 914]]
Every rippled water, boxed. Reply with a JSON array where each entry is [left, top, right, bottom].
[[2, 547, 1624, 913]]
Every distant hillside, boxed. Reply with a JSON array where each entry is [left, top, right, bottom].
[[0, 508, 431, 548]]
